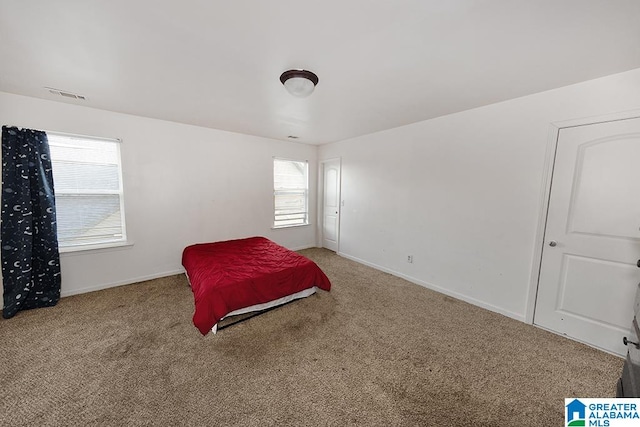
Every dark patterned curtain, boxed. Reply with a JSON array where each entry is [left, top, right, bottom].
[[1, 126, 61, 319]]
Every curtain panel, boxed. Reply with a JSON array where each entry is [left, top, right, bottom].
[[1, 126, 61, 319]]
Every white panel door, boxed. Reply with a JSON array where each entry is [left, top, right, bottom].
[[535, 117, 640, 355], [322, 159, 341, 252]]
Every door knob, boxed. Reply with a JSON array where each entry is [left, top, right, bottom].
[[549, 241, 557, 247], [637, 259, 640, 268]]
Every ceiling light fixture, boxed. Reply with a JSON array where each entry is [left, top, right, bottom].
[[279, 69, 319, 98]]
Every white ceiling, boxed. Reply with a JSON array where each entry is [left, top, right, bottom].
[[1, 1, 639, 145]]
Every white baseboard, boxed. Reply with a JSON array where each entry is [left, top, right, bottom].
[[60, 269, 185, 298], [337, 251, 525, 323], [59, 244, 315, 299]]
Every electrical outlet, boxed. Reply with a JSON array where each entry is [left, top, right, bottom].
[[407, 255, 413, 263]]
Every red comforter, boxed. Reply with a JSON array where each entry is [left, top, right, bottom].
[[182, 236, 331, 335]]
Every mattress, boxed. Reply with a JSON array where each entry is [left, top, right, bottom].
[[182, 236, 331, 335], [208, 286, 319, 334]]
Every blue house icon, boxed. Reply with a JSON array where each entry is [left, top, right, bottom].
[[566, 399, 586, 422]]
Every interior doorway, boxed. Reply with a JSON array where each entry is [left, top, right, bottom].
[[534, 117, 640, 355], [321, 158, 341, 252]]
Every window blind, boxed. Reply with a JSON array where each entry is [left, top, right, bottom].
[[273, 158, 308, 228], [47, 132, 126, 248]]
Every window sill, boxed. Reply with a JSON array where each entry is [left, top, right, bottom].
[[59, 240, 134, 256], [271, 223, 311, 230]]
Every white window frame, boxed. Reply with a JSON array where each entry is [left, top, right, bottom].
[[46, 131, 129, 253], [273, 157, 309, 229]]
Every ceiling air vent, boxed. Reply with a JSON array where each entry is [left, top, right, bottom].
[[45, 87, 86, 100]]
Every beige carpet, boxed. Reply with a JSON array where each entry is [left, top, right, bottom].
[[0, 248, 623, 426]]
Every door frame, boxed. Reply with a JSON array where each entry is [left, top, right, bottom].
[[525, 109, 640, 324], [318, 157, 341, 251]]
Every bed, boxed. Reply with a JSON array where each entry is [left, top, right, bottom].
[[182, 236, 331, 335]]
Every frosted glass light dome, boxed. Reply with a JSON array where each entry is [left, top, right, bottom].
[[279, 69, 319, 98]]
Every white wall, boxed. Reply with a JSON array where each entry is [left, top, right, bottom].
[[319, 68, 640, 321], [0, 92, 318, 299]]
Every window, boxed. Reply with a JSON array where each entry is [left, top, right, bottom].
[[47, 132, 127, 249], [273, 158, 309, 228]]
